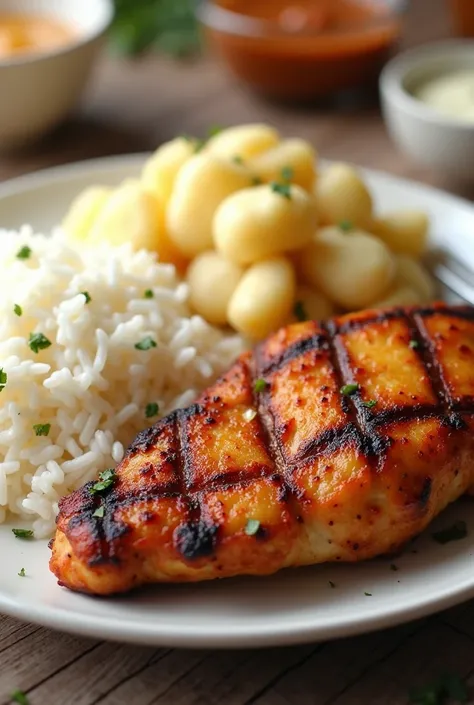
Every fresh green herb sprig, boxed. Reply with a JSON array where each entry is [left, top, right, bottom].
[[12, 529, 34, 540], [110, 0, 200, 58], [0, 369, 7, 393], [89, 469, 116, 495]]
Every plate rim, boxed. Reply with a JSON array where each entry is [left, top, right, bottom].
[[0, 154, 474, 648]]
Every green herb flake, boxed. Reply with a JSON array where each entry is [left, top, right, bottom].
[[89, 468, 116, 495], [362, 399, 377, 409], [16, 245, 31, 260], [10, 690, 30, 705], [251, 176, 263, 186], [232, 155, 244, 165], [339, 220, 353, 233], [328, 580, 336, 589], [33, 423, 50, 437], [145, 402, 160, 418], [293, 300, 308, 322], [432, 520, 467, 544], [409, 339, 420, 349], [12, 528, 34, 540], [18, 568, 26, 577], [194, 138, 206, 153], [144, 289, 154, 299], [340, 383, 359, 396], [364, 591, 372, 596], [254, 379, 268, 394], [13, 304, 22, 316], [409, 673, 469, 705], [281, 165, 294, 181], [270, 182, 292, 200], [0, 368, 7, 393], [135, 336, 157, 351], [93, 506, 105, 519], [81, 291, 91, 304], [28, 332, 52, 354], [390, 563, 398, 572], [208, 125, 223, 137], [245, 519, 261, 536]]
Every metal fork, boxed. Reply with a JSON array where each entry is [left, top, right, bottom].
[[425, 251, 474, 306]]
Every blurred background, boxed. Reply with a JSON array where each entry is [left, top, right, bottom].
[[0, 0, 472, 198]]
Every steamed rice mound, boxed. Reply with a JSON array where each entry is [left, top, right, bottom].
[[0, 226, 243, 537]]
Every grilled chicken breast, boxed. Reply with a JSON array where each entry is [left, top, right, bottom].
[[50, 303, 474, 595]]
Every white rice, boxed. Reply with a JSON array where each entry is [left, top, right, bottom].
[[0, 226, 244, 537]]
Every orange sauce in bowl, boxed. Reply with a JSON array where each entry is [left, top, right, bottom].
[[203, 0, 402, 99], [0, 13, 74, 60]]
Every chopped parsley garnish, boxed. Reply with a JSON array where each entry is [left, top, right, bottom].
[[89, 468, 116, 495], [432, 520, 467, 544], [245, 519, 260, 536], [362, 399, 377, 409], [243, 408, 257, 422], [281, 165, 294, 181], [409, 339, 420, 349], [208, 125, 223, 137], [145, 402, 160, 418], [18, 568, 26, 577], [340, 383, 359, 396], [33, 423, 50, 437], [93, 505, 105, 518], [251, 176, 263, 186], [10, 690, 30, 705], [328, 580, 336, 589], [364, 591, 372, 596], [339, 220, 353, 233], [390, 563, 398, 572], [232, 155, 244, 165], [12, 528, 34, 539], [28, 332, 52, 354], [81, 291, 91, 304], [13, 304, 22, 316], [254, 378, 268, 394], [409, 673, 469, 704], [270, 182, 292, 200], [144, 289, 154, 299], [293, 300, 308, 322], [135, 336, 157, 351], [16, 245, 31, 260], [0, 368, 7, 393]]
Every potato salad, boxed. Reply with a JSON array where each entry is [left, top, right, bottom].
[[62, 124, 434, 340]]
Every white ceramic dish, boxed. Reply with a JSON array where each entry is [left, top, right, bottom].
[[380, 40, 474, 180], [0, 154, 474, 649], [0, 0, 113, 148]]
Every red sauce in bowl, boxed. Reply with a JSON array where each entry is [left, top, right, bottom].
[[200, 0, 402, 99]]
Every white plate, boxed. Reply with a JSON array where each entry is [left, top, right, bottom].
[[0, 155, 473, 649]]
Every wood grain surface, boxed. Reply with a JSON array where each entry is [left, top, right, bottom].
[[1, 1, 474, 703]]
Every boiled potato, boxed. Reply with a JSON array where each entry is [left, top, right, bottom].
[[291, 286, 334, 323], [371, 211, 428, 257], [187, 251, 243, 325], [315, 163, 373, 229], [250, 138, 317, 191], [142, 137, 197, 207], [396, 255, 435, 301], [228, 257, 296, 339], [167, 153, 253, 258], [372, 285, 422, 309], [300, 226, 395, 310], [206, 124, 280, 160], [62, 186, 111, 241], [89, 180, 162, 253], [214, 183, 317, 266]]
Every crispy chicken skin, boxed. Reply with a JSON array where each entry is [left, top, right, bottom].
[[50, 303, 474, 595]]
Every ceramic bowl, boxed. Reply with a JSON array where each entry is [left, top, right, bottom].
[[0, 0, 113, 148], [380, 40, 474, 181]]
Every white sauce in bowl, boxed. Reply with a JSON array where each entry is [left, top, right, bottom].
[[414, 69, 474, 123]]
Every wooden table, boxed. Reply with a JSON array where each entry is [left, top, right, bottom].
[[1, 1, 474, 703]]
